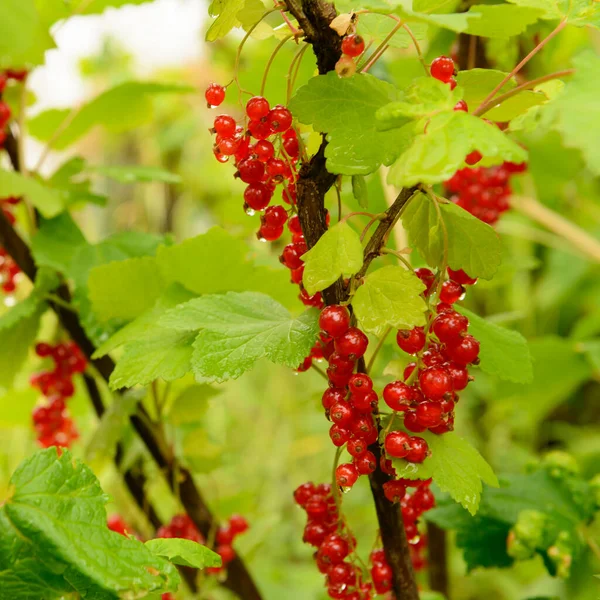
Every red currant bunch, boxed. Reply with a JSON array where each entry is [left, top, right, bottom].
[[107, 514, 133, 537], [208, 513, 250, 574], [0, 246, 21, 293], [157, 513, 205, 543]]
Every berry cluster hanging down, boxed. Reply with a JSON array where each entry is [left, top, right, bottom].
[[294, 482, 374, 600], [334, 32, 366, 78], [30, 341, 87, 448]]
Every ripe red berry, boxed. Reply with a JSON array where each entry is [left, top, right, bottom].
[[280, 243, 305, 270], [263, 205, 287, 228], [415, 401, 443, 428], [328, 351, 355, 374], [334, 327, 368, 359], [213, 114, 236, 137], [351, 389, 376, 412], [237, 158, 265, 184], [406, 436, 429, 463], [403, 409, 427, 433], [217, 544, 236, 564], [383, 480, 406, 503], [439, 279, 465, 304], [0, 73, 7, 94], [328, 562, 356, 586], [258, 223, 284, 241], [330, 402, 355, 426], [348, 373, 373, 396], [0, 102, 11, 128], [371, 562, 392, 592], [294, 482, 316, 506], [205, 83, 226, 107], [329, 424, 351, 447], [267, 106, 292, 133], [383, 381, 413, 412], [244, 183, 272, 211], [216, 525, 234, 545], [447, 267, 477, 285], [341, 34, 365, 57], [347, 438, 367, 458], [254, 139, 274, 162], [229, 514, 249, 534], [303, 521, 328, 546], [432, 312, 468, 343], [320, 534, 350, 564], [465, 150, 483, 165], [322, 387, 346, 410], [319, 305, 351, 338], [419, 366, 453, 401], [35, 342, 53, 357], [415, 267, 435, 295], [453, 100, 468, 112], [354, 451, 377, 474], [444, 334, 480, 365], [384, 430, 411, 458], [246, 96, 270, 120], [430, 56, 455, 82], [335, 463, 359, 488], [446, 362, 469, 390], [327, 367, 352, 388], [396, 326, 426, 354]]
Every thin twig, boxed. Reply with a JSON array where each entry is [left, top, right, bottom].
[[366, 326, 392, 374]]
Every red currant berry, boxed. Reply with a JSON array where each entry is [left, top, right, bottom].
[[205, 83, 225, 107], [439, 280, 465, 304], [446, 362, 469, 390], [327, 562, 356, 586], [453, 100, 468, 112], [341, 34, 365, 57], [330, 402, 355, 427], [35, 342, 53, 357], [263, 205, 287, 227], [419, 366, 453, 401], [258, 223, 284, 241], [237, 158, 265, 184], [444, 334, 480, 365], [403, 362, 417, 381], [447, 267, 477, 285], [267, 106, 293, 133], [396, 326, 426, 354], [322, 387, 346, 410], [371, 562, 392, 592], [403, 410, 427, 433], [294, 482, 316, 506], [348, 373, 373, 396], [213, 114, 236, 137], [254, 139, 274, 161], [430, 56, 455, 82], [347, 437, 367, 458], [303, 521, 328, 546], [406, 436, 429, 463], [266, 158, 286, 178], [283, 136, 299, 159], [432, 312, 468, 343], [246, 96, 270, 120], [329, 424, 350, 447], [383, 480, 406, 503], [383, 381, 413, 412], [415, 267, 435, 295], [216, 525, 234, 545], [280, 243, 305, 270], [319, 305, 351, 339], [415, 401, 443, 428], [217, 544, 236, 564], [334, 327, 368, 359], [384, 430, 411, 458], [354, 451, 377, 474], [335, 463, 359, 488], [244, 183, 272, 211], [247, 118, 273, 140], [351, 389, 376, 412], [335, 56, 356, 78], [465, 150, 483, 165]]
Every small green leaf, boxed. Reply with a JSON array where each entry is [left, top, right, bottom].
[[145, 538, 222, 569], [28, 82, 194, 150], [87, 164, 181, 183], [0, 169, 65, 218], [88, 256, 166, 321], [301, 222, 364, 295], [456, 307, 533, 383], [392, 431, 498, 515], [401, 194, 502, 279], [387, 111, 527, 186], [352, 175, 369, 209], [352, 266, 427, 337], [0, 448, 179, 597], [159, 292, 319, 382], [289, 72, 415, 175]]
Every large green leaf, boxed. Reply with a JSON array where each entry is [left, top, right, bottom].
[[301, 221, 364, 295], [28, 82, 194, 150], [0, 448, 179, 597], [35, 0, 157, 27], [401, 193, 502, 279], [463, 4, 543, 38], [160, 292, 319, 382], [456, 307, 533, 383], [87, 164, 181, 184], [145, 538, 222, 569], [0, 170, 65, 218], [352, 266, 427, 337], [506, 0, 600, 26], [289, 72, 415, 175], [392, 430, 499, 515]]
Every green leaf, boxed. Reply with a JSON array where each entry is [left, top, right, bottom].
[[387, 111, 527, 186], [88, 256, 166, 321], [168, 384, 221, 426], [0, 0, 54, 68], [145, 538, 222, 569], [35, 0, 157, 27], [580, 340, 600, 373], [109, 330, 197, 390], [155, 226, 298, 308], [464, 4, 543, 38], [506, 0, 600, 26], [28, 82, 194, 150], [206, 0, 246, 41], [0, 170, 65, 218], [352, 175, 369, 209], [87, 164, 181, 184], [359, 14, 427, 48], [31, 212, 87, 273], [0, 448, 179, 597], [456, 68, 547, 121], [301, 222, 364, 295], [392, 431, 498, 515], [456, 307, 533, 383], [289, 72, 415, 175], [401, 193, 502, 279], [551, 52, 600, 176], [85, 393, 139, 460], [456, 516, 514, 571], [159, 292, 319, 382], [352, 266, 427, 337]]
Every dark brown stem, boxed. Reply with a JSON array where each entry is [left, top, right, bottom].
[[0, 202, 262, 600], [427, 522, 450, 596]]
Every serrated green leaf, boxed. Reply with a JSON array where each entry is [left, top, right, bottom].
[[0, 170, 65, 218], [145, 538, 222, 569], [507, 0, 600, 25], [28, 82, 194, 150], [359, 13, 427, 48], [110, 330, 197, 390], [456, 515, 514, 571], [401, 193, 502, 279], [289, 72, 416, 175], [393, 431, 498, 515], [206, 0, 247, 41], [301, 222, 364, 295], [387, 111, 527, 186], [88, 256, 166, 321], [464, 4, 543, 38], [85, 393, 139, 460], [0, 0, 54, 68], [352, 175, 369, 209], [160, 292, 319, 382], [87, 164, 181, 184], [352, 266, 427, 337], [456, 306, 533, 383], [0, 448, 179, 597], [155, 226, 297, 309]]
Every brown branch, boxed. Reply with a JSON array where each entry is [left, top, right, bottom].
[[427, 522, 450, 597], [0, 207, 262, 600]]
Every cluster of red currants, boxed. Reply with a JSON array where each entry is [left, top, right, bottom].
[[205, 83, 301, 243], [30, 341, 87, 448], [381, 266, 480, 459], [335, 33, 366, 78], [0, 196, 22, 293], [294, 481, 374, 599], [445, 161, 527, 225], [0, 69, 26, 148], [158, 512, 249, 575]]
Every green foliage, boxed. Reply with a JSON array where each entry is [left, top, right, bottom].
[[392, 430, 499, 515], [506, 0, 600, 25], [352, 266, 428, 337], [301, 221, 364, 295], [206, 0, 249, 41], [145, 538, 222, 569], [28, 82, 194, 149], [401, 193, 502, 279], [457, 307, 533, 383], [0, 448, 180, 598], [159, 291, 320, 382], [35, 0, 157, 26], [87, 164, 181, 183], [0, 170, 65, 217]]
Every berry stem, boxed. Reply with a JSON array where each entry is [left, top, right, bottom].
[[401, 23, 429, 75], [473, 68, 575, 117], [286, 42, 310, 102], [310, 362, 328, 380], [360, 21, 403, 73], [380, 247, 413, 271], [366, 325, 392, 374], [260, 33, 295, 97], [474, 19, 567, 117]]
